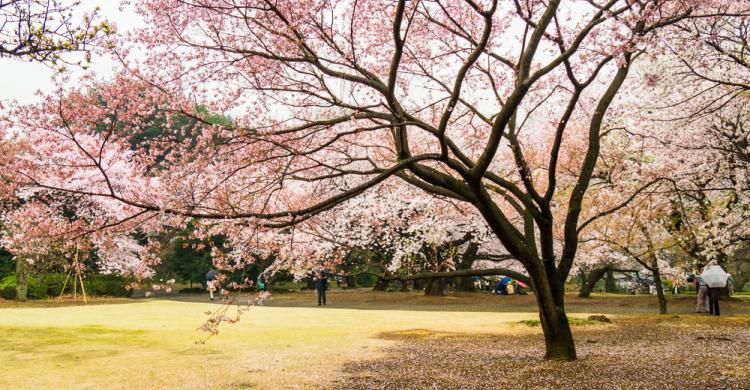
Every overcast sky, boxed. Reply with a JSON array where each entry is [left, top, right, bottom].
[[0, 1, 142, 105]]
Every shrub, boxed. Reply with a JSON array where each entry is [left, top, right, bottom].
[[0, 250, 13, 280], [355, 272, 377, 287], [29, 278, 50, 299], [43, 273, 70, 296], [82, 277, 134, 297], [106, 281, 132, 297], [0, 287, 15, 300], [84, 279, 107, 296], [179, 287, 204, 294], [43, 273, 134, 298], [0, 275, 48, 299]]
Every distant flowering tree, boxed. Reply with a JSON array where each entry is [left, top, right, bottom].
[[285, 182, 525, 294], [634, 14, 750, 271], [587, 192, 682, 314], [2, 0, 745, 360]]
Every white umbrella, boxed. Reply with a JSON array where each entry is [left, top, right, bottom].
[[700, 266, 729, 288]]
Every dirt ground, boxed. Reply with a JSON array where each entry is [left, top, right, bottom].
[[332, 294, 750, 390]]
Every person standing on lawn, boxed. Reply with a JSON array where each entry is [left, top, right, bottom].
[[205, 269, 218, 301], [696, 276, 709, 314], [708, 284, 721, 316], [703, 263, 727, 316], [315, 270, 329, 306]]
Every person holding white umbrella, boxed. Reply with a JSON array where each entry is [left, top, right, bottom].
[[700, 262, 730, 316]]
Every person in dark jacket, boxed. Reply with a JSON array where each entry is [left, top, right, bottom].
[[315, 270, 328, 306], [708, 285, 721, 316]]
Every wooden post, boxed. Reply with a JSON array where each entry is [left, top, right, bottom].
[[73, 248, 88, 303], [57, 271, 72, 303], [58, 248, 88, 304]]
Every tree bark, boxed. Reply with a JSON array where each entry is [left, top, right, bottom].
[[639, 224, 667, 314], [605, 269, 616, 292], [15, 257, 28, 301], [423, 277, 445, 296], [372, 277, 389, 291], [652, 266, 667, 314], [399, 280, 409, 292], [454, 276, 476, 292], [344, 274, 357, 289], [454, 243, 479, 292], [531, 270, 576, 360], [578, 267, 608, 298]]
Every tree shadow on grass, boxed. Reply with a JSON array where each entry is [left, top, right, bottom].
[[0, 325, 150, 362]]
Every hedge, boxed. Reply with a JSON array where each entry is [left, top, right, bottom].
[[0, 275, 48, 299], [44, 273, 134, 298]]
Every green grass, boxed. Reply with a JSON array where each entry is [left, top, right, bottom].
[[0, 294, 533, 389]]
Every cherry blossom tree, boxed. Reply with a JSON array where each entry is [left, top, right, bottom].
[[573, 243, 638, 298], [0, 201, 82, 300], [2, 0, 744, 360], [0, 192, 153, 299], [289, 182, 524, 295], [632, 14, 750, 286], [587, 192, 682, 313]]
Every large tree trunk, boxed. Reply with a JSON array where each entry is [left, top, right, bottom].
[[605, 269, 616, 292], [344, 274, 357, 289], [15, 257, 28, 301], [538, 303, 576, 361], [652, 266, 667, 314], [578, 267, 608, 298], [423, 277, 445, 296], [640, 224, 667, 314], [454, 243, 479, 292], [372, 277, 389, 291], [454, 276, 476, 292], [530, 263, 576, 361], [736, 276, 747, 293], [305, 276, 316, 290]]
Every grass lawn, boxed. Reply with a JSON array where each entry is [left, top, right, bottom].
[[1, 290, 748, 389]]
